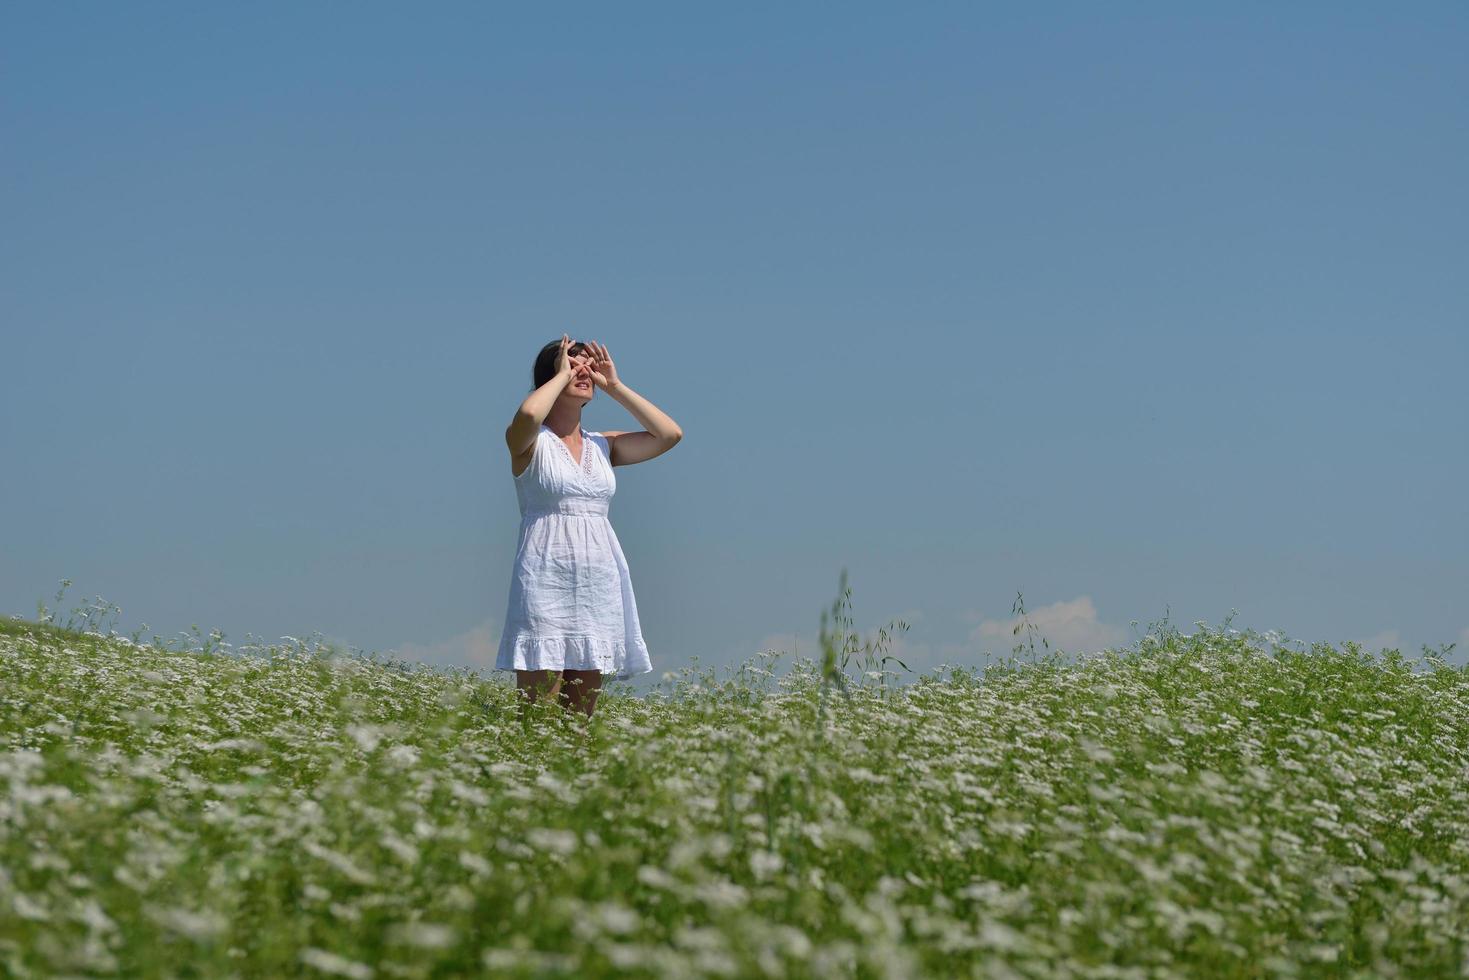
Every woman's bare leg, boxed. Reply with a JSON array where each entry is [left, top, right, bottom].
[[515, 669, 564, 722], [560, 669, 604, 718]]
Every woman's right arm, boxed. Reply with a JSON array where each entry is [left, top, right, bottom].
[[505, 337, 576, 456]]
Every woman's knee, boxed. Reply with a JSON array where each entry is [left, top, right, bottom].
[[516, 669, 562, 700]]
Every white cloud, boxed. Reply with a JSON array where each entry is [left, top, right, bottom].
[[749, 631, 807, 658], [721, 600, 1133, 681], [870, 634, 978, 678], [1355, 629, 1402, 652], [884, 608, 926, 627], [704, 631, 810, 677], [724, 612, 930, 673], [968, 595, 1127, 655], [390, 618, 501, 671], [1459, 626, 1469, 649]]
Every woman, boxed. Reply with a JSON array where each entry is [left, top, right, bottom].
[[496, 335, 683, 720]]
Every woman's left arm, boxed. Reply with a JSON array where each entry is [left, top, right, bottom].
[[606, 381, 683, 442], [603, 382, 683, 465], [585, 340, 683, 464]]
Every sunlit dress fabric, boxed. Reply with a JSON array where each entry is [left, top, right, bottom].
[[495, 424, 654, 680]]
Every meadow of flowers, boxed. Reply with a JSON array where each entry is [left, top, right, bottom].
[[2, 587, 1467, 978]]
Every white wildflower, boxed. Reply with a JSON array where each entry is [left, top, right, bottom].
[[387, 921, 456, 949], [302, 841, 377, 886], [384, 744, 419, 768], [459, 851, 493, 876], [527, 828, 578, 856], [144, 904, 228, 941], [299, 947, 374, 978]]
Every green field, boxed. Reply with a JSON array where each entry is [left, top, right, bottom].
[[2, 590, 1467, 978]]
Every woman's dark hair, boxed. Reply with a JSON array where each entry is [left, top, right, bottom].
[[533, 339, 592, 390]]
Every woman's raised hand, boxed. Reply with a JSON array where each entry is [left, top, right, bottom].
[[553, 334, 577, 378], [584, 340, 620, 390]]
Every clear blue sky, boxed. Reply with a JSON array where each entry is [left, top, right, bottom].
[[4, 3, 1466, 687]]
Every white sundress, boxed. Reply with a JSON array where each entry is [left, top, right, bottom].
[[495, 423, 654, 680]]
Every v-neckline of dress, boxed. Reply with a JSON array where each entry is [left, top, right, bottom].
[[544, 423, 587, 471]]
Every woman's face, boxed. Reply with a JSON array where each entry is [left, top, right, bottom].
[[565, 344, 594, 400]]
